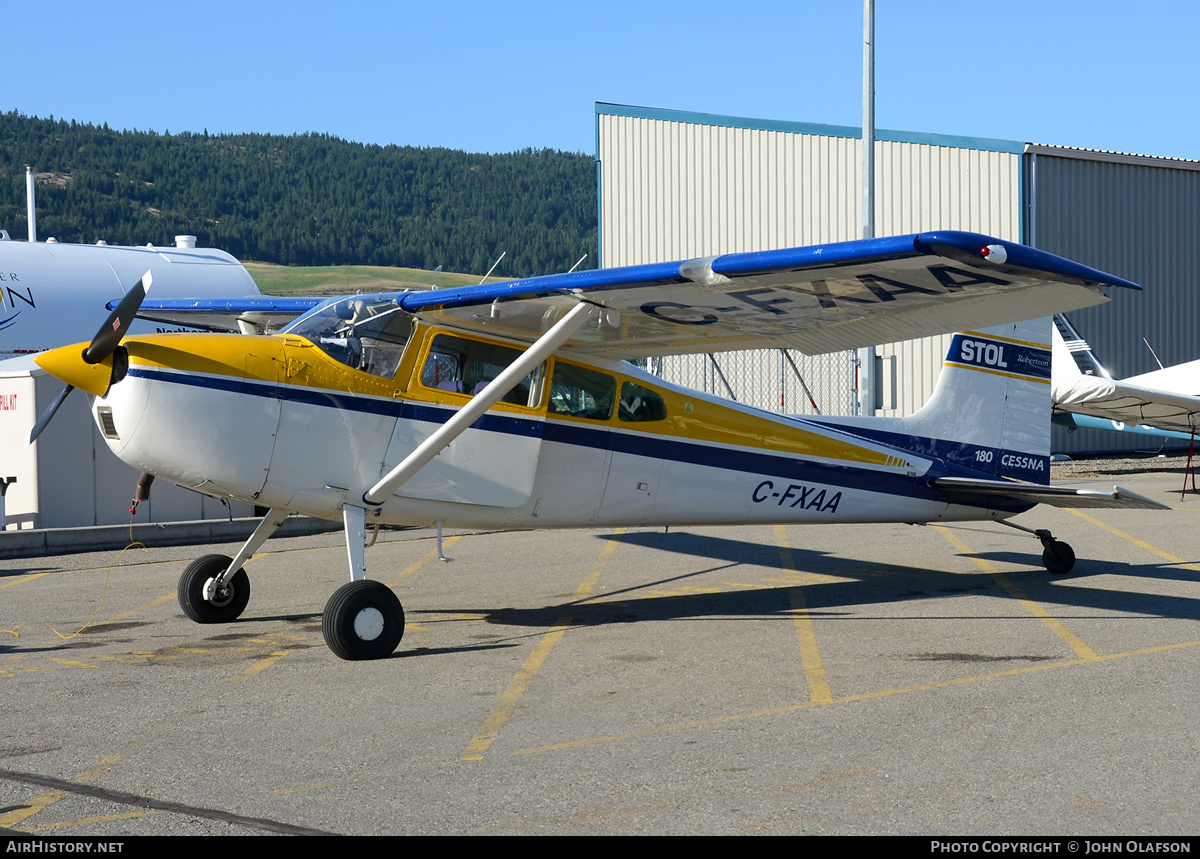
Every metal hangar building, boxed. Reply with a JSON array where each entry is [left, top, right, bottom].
[[595, 102, 1200, 455]]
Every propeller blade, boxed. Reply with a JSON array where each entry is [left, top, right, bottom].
[[29, 384, 75, 445], [83, 271, 152, 365]]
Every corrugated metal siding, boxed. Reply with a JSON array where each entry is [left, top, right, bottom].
[[1029, 151, 1200, 453], [598, 110, 1021, 416], [873, 142, 1021, 414]]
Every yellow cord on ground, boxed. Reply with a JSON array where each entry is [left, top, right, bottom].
[[0, 514, 146, 642]]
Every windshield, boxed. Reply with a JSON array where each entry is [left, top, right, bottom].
[[285, 296, 415, 379]]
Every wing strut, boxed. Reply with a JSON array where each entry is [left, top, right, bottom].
[[362, 301, 600, 506]]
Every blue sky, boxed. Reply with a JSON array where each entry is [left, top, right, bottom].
[[10, 1, 1200, 159]]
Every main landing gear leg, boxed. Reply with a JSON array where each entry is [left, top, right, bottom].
[[178, 507, 290, 624], [998, 518, 1076, 575], [321, 504, 405, 661]]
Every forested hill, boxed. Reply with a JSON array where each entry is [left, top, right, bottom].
[[0, 112, 598, 278]]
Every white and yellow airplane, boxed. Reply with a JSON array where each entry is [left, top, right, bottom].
[[29, 231, 1167, 660]]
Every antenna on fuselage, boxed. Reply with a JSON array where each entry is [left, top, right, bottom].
[[1143, 337, 1166, 370], [479, 251, 506, 284]]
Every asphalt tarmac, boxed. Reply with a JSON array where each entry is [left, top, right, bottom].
[[1, 466, 1198, 835]]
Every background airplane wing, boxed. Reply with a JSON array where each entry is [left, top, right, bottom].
[[1052, 314, 1200, 436], [1053, 375, 1200, 435], [398, 231, 1139, 358]]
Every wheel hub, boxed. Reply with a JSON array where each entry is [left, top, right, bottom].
[[353, 607, 385, 641], [203, 577, 235, 607]]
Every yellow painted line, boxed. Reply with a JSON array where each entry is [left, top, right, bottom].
[[1065, 509, 1200, 572], [94, 654, 144, 665], [575, 534, 622, 596], [462, 620, 571, 761], [385, 535, 464, 588], [512, 639, 1200, 757], [0, 572, 50, 591], [50, 658, 97, 669], [934, 525, 1099, 661], [106, 592, 176, 622], [0, 755, 122, 830], [272, 773, 393, 795], [461, 528, 625, 762], [775, 524, 833, 704], [23, 809, 164, 832], [231, 650, 290, 682]]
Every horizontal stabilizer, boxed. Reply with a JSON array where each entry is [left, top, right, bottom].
[[931, 477, 1169, 510]]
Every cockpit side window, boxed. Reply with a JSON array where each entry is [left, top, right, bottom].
[[418, 333, 543, 408], [287, 297, 415, 380], [618, 382, 667, 422], [549, 362, 616, 420]]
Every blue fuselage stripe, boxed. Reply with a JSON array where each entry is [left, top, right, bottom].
[[128, 367, 1019, 510]]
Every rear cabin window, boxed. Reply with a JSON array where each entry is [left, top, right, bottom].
[[419, 334, 542, 408], [549, 362, 616, 420], [618, 382, 667, 422]]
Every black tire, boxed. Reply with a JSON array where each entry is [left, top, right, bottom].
[[322, 580, 405, 661], [1042, 541, 1076, 575], [178, 554, 251, 623]]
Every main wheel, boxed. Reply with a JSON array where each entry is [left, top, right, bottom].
[[178, 554, 251, 623], [1042, 540, 1076, 575], [322, 580, 405, 661]]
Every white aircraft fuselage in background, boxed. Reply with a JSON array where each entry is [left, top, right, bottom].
[[0, 237, 260, 356]]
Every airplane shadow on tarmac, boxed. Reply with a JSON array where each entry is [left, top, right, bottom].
[[416, 529, 1200, 636]]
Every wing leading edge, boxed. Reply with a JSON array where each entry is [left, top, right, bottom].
[[126, 232, 1138, 357], [119, 296, 326, 334], [400, 231, 1139, 357]]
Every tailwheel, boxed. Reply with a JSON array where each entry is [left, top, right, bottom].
[[178, 554, 251, 623], [322, 580, 405, 661], [1041, 540, 1076, 575]]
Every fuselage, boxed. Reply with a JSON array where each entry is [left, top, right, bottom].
[[87, 318, 1017, 531]]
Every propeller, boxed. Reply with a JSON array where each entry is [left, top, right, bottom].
[[28, 382, 75, 445], [84, 272, 151, 363], [29, 271, 152, 444]]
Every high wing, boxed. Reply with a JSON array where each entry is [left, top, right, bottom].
[[1052, 314, 1200, 435], [120, 296, 326, 333], [128, 232, 1137, 355], [399, 231, 1136, 357]]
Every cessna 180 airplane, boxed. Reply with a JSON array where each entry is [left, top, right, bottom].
[[29, 230, 1168, 660]]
